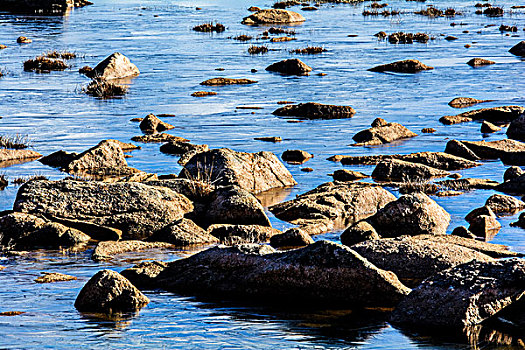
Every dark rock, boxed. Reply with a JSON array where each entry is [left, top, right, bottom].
[[147, 218, 218, 246], [281, 149, 313, 164], [89, 52, 139, 80], [160, 141, 208, 156], [74, 269, 149, 313], [92, 240, 174, 261], [445, 140, 481, 161], [371, 117, 388, 127], [352, 120, 417, 146], [451, 226, 477, 239], [440, 106, 525, 125], [340, 221, 379, 246], [372, 159, 450, 181], [504, 166, 524, 182], [509, 41, 525, 56], [332, 169, 368, 182], [465, 205, 496, 223], [467, 58, 496, 67], [39, 150, 78, 167], [437, 178, 499, 191], [368, 59, 433, 73], [266, 59, 312, 75], [481, 120, 501, 133], [242, 9, 305, 24], [507, 115, 525, 141], [269, 228, 314, 248], [272, 102, 355, 120], [139, 114, 175, 134], [208, 224, 281, 244]]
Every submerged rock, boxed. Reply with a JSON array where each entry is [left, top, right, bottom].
[[75, 269, 149, 314], [139, 114, 175, 134], [242, 9, 305, 24], [281, 149, 313, 164], [368, 59, 433, 73], [266, 59, 312, 75], [131, 133, 188, 144], [467, 58, 495, 67], [352, 119, 417, 146], [88, 52, 139, 80], [372, 159, 450, 182], [507, 115, 525, 141], [272, 102, 355, 120]]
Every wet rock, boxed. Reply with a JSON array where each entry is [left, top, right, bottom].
[[208, 224, 281, 244], [272, 102, 355, 120], [269, 182, 395, 230], [120, 261, 169, 289], [368, 59, 433, 73], [160, 141, 208, 156], [242, 9, 305, 25], [448, 97, 491, 108], [485, 194, 525, 214], [440, 106, 525, 125], [332, 169, 368, 182], [75, 269, 149, 314], [352, 120, 417, 146], [139, 114, 175, 134], [248, 6, 261, 12], [509, 41, 525, 56], [0, 149, 41, 163], [179, 148, 296, 194], [131, 133, 188, 144], [507, 115, 525, 141], [437, 177, 499, 191], [351, 237, 494, 287], [92, 240, 174, 261], [451, 226, 477, 239], [88, 52, 139, 80], [391, 259, 525, 328], [254, 136, 282, 142], [123, 241, 411, 307], [481, 120, 501, 133], [269, 228, 314, 248], [265, 58, 312, 75], [191, 91, 217, 97], [35, 272, 77, 283], [468, 214, 501, 240], [372, 159, 450, 182], [200, 77, 257, 86], [467, 58, 496, 67], [340, 220, 379, 246], [504, 166, 524, 182], [511, 212, 525, 229], [281, 149, 313, 164], [465, 205, 496, 223], [14, 180, 193, 240], [147, 218, 217, 246], [49, 216, 122, 241], [460, 139, 525, 165]]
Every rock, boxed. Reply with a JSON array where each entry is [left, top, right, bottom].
[[372, 159, 450, 182], [200, 78, 257, 86], [440, 106, 525, 125], [254, 136, 282, 142], [461, 139, 525, 165], [269, 182, 396, 230], [511, 212, 525, 229], [332, 169, 368, 182], [39, 150, 78, 167], [160, 141, 208, 156], [35, 272, 77, 283], [272, 102, 355, 120], [14, 180, 193, 240], [208, 224, 281, 244], [437, 178, 499, 191], [391, 259, 525, 328], [147, 218, 217, 246], [0, 149, 41, 164], [371, 118, 388, 127], [444, 140, 481, 161], [270, 36, 296, 42], [242, 9, 305, 24], [481, 120, 501, 133], [48, 216, 122, 241], [340, 220, 379, 246], [504, 166, 524, 181], [120, 261, 169, 288], [16, 36, 31, 43], [92, 240, 174, 261], [131, 133, 188, 144], [179, 148, 296, 194], [465, 205, 496, 223], [88, 52, 139, 80], [509, 41, 525, 56], [74, 269, 149, 314], [352, 120, 417, 146], [507, 115, 525, 141], [448, 97, 491, 108], [123, 241, 411, 307], [269, 228, 314, 248], [191, 91, 217, 97], [451, 226, 477, 239], [421, 128, 436, 133], [351, 237, 494, 287], [281, 149, 313, 164], [139, 114, 175, 134], [265, 59, 312, 75], [468, 214, 501, 240], [368, 59, 433, 73], [485, 194, 525, 214], [467, 58, 496, 67]]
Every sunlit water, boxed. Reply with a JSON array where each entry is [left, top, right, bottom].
[[0, 0, 524, 348]]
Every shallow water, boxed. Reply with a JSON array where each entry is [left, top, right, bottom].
[[0, 0, 524, 348]]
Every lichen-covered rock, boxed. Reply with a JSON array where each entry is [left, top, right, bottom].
[[440, 106, 525, 125], [269, 228, 314, 248], [391, 259, 525, 328], [147, 218, 218, 246], [91, 240, 174, 261], [208, 224, 281, 244], [266, 59, 312, 75], [372, 159, 450, 181], [88, 52, 139, 80], [242, 9, 305, 24], [139, 114, 175, 134], [272, 102, 355, 120], [368, 59, 433, 73], [74, 269, 149, 313], [352, 120, 417, 146]]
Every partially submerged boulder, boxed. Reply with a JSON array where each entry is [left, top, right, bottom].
[[372, 159, 450, 182], [448, 97, 491, 108], [485, 194, 525, 215], [507, 115, 525, 141], [139, 114, 175, 134], [266, 59, 312, 75], [509, 41, 525, 56], [352, 119, 417, 146], [242, 9, 305, 24], [208, 224, 281, 244], [272, 102, 355, 120], [131, 133, 188, 144], [200, 78, 257, 86], [467, 58, 495, 67], [75, 269, 149, 314], [480, 120, 501, 133], [503, 166, 524, 182], [147, 218, 218, 246], [269, 228, 314, 248], [332, 169, 368, 182], [91, 240, 174, 261], [88, 52, 139, 80], [440, 106, 525, 125], [160, 141, 208, 156], [123, 241, 411, 307], [444, 140, 480, 161], [0, 149, 41, 164], [368, 59, 433, 73]]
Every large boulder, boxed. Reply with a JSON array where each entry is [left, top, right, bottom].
[[498, 173, 525, 194], [444, 140, 481, 161], [509, 41, 525, 56], [179, 148, 296, 194], [13, 180, 193, 240], [74, 269, 149, 314], [122, 241, 411, 307], [440, 106, 525, 125], [88, 52, 140, 80], [372, 159, 450, 182], [272, 102, 355, 120], [266, 59, 312, 75], [147, 218, 218, 246], [459, 139, 525, 165], [351, 237, 494, 287], [368, 59, 433, 73], [448, 97, 490, 108], [242, 9, 305, 24], [352, 119, 417, 146], [391, 259, 525, 328], [207, 224, 281, 244]]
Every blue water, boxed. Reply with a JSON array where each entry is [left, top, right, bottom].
[[0, 0, 524, 348]]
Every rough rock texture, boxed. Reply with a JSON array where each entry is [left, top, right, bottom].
[[179, 148, 296, 194], [242, 9, 305, 24], [481, 120, 501, 133], [0, 149, 41, 163], [497, 173, 525, 194], [131, 133, 188, 144], [451, 226, 477, 239], [467, 58, 496, 67], [269, 228, 314, 248], [92, 240, 174, 261], [339, 152, 478, 170], [139, 114, 175, 134], [65, 140, 135, 175], [266, 59, 312, 75], [440, 106, 525, 125], [351, 237, 494, 287], [504, 166, 524, 182], [332, 169, 368, 182], [391, 259, 525, 328], [509, 41, 525, 56], [340, 220, 379, 246], [13, 180, 193, 240], [75, 269, 149, 313], [448, 97, 490, 108], [438, 178, 500, 191], [468, 214, 501, 240], [281, 149, 313, 164], [465, 206, 497, 223], [444, 140, 481, 161], [269, 182, 396, 230], [89, 52, 139, 80], [372, 159, 450, 181], [147, 218, 218, 246], [160, 141, 208, 156], [462, 139, 525, 165], [200, 78, 257, 86], [35, 272, 77, 283], [507, 115, 525, 141], [207, 224, 281, 244], [485, 194, 525, 214], [272, 102, 355, 120], [368, 59, 433, 73], [123, 241, 411, 307], [352, 121, 417, 146]]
